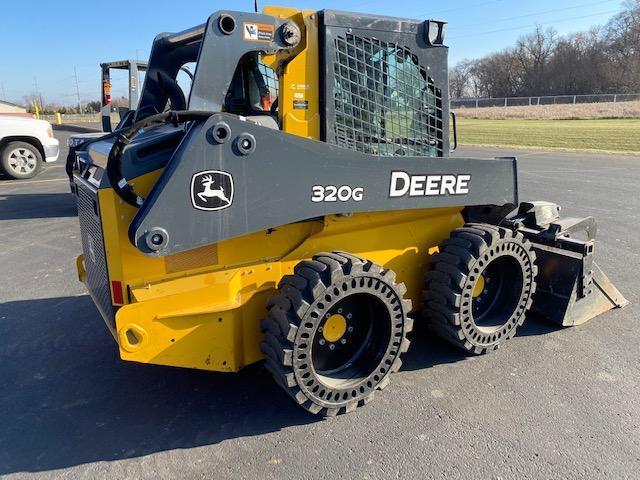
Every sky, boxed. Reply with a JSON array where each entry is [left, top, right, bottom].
[[0, 0, 626, 105]]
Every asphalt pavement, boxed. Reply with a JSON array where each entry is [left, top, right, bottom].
[[0, 130, 638, 479]]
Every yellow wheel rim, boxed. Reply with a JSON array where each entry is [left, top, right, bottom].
[[472, 275, 486, 298], [323, 314, 347, 342]]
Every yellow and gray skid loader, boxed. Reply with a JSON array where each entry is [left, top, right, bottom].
[[70, 6, 627, 416]]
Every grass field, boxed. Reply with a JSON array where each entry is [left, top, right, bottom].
[[457, 118, 640, 153]]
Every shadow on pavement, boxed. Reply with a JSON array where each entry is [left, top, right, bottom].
[[402, 313, 562, 371], [0, 295, 319, 475], [0, 193, 76, 220], [0, 295, 562, 474]]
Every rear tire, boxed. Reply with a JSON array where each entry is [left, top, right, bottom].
[[0, 141, 43, 179], [261, 252, 413, 416], [423, 223, 537, 354]]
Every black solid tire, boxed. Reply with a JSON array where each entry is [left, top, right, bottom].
[[261, 251, 413, 416], [0, 141, 43, 179], [423, 223, 537, 354]]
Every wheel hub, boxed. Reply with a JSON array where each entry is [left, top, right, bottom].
[[472, 254, 523, 332], [8, 148, 36, 173], [472, 275, 486, 298], [322, 313, 347, 342], [310, 291, 393, 379]]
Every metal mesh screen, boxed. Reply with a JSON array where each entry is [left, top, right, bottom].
[[332, 34, 443, 156], [76, 183, 116, 329], [258, 56, 279, 101]]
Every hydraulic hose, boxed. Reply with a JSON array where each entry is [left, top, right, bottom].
[[106, 110, 215, 207]]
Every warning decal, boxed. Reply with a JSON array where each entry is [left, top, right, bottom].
[[293, 100, 309, 110], [243, 23, 275, 42]]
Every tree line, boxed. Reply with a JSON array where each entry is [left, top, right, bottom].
[[450, 0, 640, 98], [24, 95, 129, 115]]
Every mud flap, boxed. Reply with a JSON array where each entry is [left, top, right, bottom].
[[505, 201, 628, 327]]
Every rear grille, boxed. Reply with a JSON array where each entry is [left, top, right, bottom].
[[76, 181, 115, 329], [332, 34, 444, 156]]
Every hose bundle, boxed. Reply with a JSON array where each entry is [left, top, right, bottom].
[[106, 110, 214, 207]]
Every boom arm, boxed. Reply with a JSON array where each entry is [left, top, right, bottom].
[[128, 114, 518, 255]]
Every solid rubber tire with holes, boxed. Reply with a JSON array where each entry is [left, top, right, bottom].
[[423, 223, 537, 354], [0, 141, 43, 179], [261, 251, 413, 416]]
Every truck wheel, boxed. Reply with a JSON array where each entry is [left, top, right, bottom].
[[0, 141, 43, 179], [423, 223, 537, 354], [261, 252, 412, 416]]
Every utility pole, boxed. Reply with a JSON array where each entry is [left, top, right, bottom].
[[135, 50, 141, 93], [73, 66, 83, 113], [34, 77, 44, 110]]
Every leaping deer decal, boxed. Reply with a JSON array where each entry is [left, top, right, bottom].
[[197, 174, 230, 204]]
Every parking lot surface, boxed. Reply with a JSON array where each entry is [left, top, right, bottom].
[[1, 130, 638, 479]]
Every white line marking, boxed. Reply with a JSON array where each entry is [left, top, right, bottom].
[[0, 178, 66, 186]]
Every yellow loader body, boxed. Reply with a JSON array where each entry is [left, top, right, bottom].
[[78, 179, 461, 372]]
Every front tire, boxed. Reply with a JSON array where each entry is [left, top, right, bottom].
[[261, 252, 412, 416], [0, 141, 43, 179], [423, 223, 537, 354]]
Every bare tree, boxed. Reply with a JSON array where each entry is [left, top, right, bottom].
[[464, 50, 521, 98], [604, 0, 640, 92], [449, 60, 474, 97], [450, 2, 640, 98], [514, 25, 557, 96]]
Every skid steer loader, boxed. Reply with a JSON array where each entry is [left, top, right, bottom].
[[70, 6, 627, 416]]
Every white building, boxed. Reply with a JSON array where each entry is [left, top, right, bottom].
[[0, 100, 28, 115]]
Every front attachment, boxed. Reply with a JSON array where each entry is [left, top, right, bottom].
[[505, 202, 628, 327]]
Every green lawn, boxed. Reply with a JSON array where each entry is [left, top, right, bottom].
[[457, 118, 640, 153]]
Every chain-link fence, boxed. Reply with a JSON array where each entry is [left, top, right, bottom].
[[451, 93, 640, 109], [38, 113, 121, 125], [36, 92, 640, 124]]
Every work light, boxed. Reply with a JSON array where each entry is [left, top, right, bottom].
[[425, 19, 447, 46]]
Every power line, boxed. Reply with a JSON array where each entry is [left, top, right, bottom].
[[74, 66, 83, 112], [449, 0, 616, 30], [418, 0, 505, 18], [33, 77, 43, 108], [448, 9, 619, 39], [341, 0, 390, 9]]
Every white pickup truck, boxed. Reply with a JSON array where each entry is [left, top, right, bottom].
[[0, 115, 60, 179]]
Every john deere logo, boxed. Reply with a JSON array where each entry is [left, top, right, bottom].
[[190, 170, 234, 211]]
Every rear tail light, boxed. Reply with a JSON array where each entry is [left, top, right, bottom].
[[111, 280, 125, 305]]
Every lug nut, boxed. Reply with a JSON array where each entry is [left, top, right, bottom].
[[340, 339, 346, 345], [329, 344, 335, 350], [346, 313, 352, 320], [319, 339, 326, 345], [347, 326, 354, 332], [337, 308, 343, 313], [318, 326, 323, 332]]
